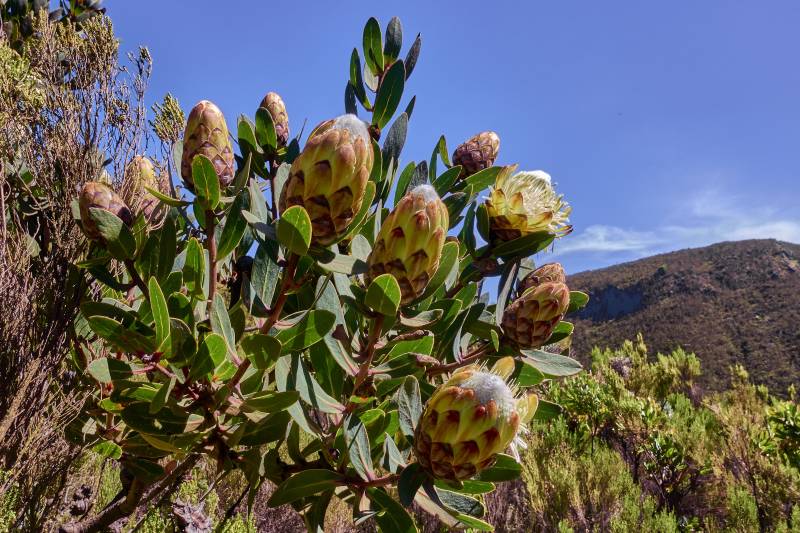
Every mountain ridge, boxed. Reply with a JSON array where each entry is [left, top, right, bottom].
[[566, 239, 800, 392]]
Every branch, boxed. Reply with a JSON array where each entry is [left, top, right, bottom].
[[123, 259, 149, 299], [426, 343, 491, 378], [353, 315, 384, 389], [58, 478, 145, 533], [206, 209, 217, 308]]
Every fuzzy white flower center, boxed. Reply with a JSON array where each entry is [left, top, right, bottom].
[[461, 371, 517, 418], [333, 114, 370, 143], [411, 184, 440, 204]]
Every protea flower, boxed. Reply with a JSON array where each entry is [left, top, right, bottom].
[[517, 262, 566, 295], [78, 181, 133, 242], [502, 281, 570, 349], [279, 114, 373, 245], [180, 100, 235, 189], [259, 92, 289, 147], [485, 169, 572, 243], [123, 155, 167, 223], [414, 357, 538, 481], [452, 131, 500, 178], [366, 185, 448, 304]]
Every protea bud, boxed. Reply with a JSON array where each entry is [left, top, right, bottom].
[[502, 281, 570, 349], [259, 92, 289, 147], [366, 185, 448, 304], [279, 114, 373, 245], [452, 131, 500, 178], [78, 181, 133, 241], [485, 169, 572, 243], [414, 357, 538, 480], [180, 100, 235, 189], [123, 155, 167, 223], [517, 262, 566, 295]]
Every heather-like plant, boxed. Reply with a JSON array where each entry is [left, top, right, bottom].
[[61, 17, 588, 532]]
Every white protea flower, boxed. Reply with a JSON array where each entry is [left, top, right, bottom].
[[413, 356, 538, 480], [485, 167, 572, 242]]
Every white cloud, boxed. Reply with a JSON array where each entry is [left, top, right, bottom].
[[553, 188, 800, 262]]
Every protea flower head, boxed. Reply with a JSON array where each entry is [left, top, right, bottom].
[[259, 92, 289, 147], [414, 357, 538, 480], [279, 114, 373, 245], [78, 181, 133, 242], [123, 155, 167, 223], [502, 281, 570, 349], [485, 169, 572, 243], [452, 131, 500, 178], [180, 100, 235, 189], [366, 184, 448, 304], [517, 262, 566, 295]]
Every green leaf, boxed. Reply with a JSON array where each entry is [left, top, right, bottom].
[[432, 166, 462, 197], [521, 349, 582, 377], [120, 403, 204, 436], [366, 274, 402, 316], [475, 453, 522, 482], [383, 17, 403, 61], [437, 135, 451, 167], [149, 376, 176, 415], [91, 441, 122, 460], [491, 232, 554, 260], [362, 17, 384, 76], [339, 181, 376, 243], [345, 414, 375, 481], [157, 216, 177, 281], [189, 333, 227, 380], [87, 357, 133, 383], [275, 310, 336, 354], [183, 238, 205, 297], [349, 49, 370, 109], [312, 250, 369, 275], [398, 463, 428, 506], [242, 390, 299, 415], [567, 291, 589, 313], [545, 321, 574, 345], [148, 277, 170, 352], [143, 186, 188, 207], [210, 293, 236, 356], [398, 309, 443, 329], [372, 60, 405, 129], [476, 203, 490, 242], [533, 399, 563, 421], [382, 113, 408, 174], [463, 166, 502, 193], [495, 260, 520, 326], [240, 334, 281, 370], [277, 205, 312, 256], [255, 106, 278, 151], [420, 241, 459, 299], [404, 95, 416, 119], [191, 154, 221, 209], [369, 488, 416, 533], [268, 469, 345, 507], [87, 316, 155, 354], [393, 162, 416, 205], [87, 208, 136, 260], [514, 360, 545, 386], [237, 410, 290, 446], [396, 376, 422, 438], [217, 190, 249, 260], [249, 240, 280, 315]]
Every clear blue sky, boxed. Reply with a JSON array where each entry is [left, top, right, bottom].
[[109, 1, 800, 273]]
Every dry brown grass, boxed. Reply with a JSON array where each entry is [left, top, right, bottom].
[[0, 13, 155, 529]]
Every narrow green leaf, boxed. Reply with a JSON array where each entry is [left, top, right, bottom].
[[398, 463, 428, 506], [255, 107, 278, 151], [217, 190, 249, 259], [420, 241, 459, 299], [475, 453, 522, 482], [87, 208, 136, 260], [567, 291, 589, 313], [383, 17, 403, 61], [274, 310, 336, 353], [183, 238, 205, 297], [362, 17, 384, 76], [396, 376, 422, 438], [372, 60, 405, 129], [404, 33, 421, 80], [268, 470, 345, 507], [189, 333, 227, 380], [366, 274, 402, 315], [149, 376, 176, 414], [369, 488, 416, 533], [239, 334, 281, 370], [520, 349, 583, 377], [349, 49, 370, 109], [87, 316, 155, 354], [432, 166, 462, 197], [148, 277, 170, 352], [345, 414, 375, 481], [533, 399, 563, 421]]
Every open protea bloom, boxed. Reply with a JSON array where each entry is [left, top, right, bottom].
[[502, 281, 570, 349], [181, 100, 235, 189], [78, 181, 133, 242], [485, 169, 572, 243], [452, 131, 500, 178], [517, 262, 566, 295], [414, 357, 538, 480], [366, 184, 448, 304], [279, 114, 373, 245], [123, 155, 167, 223], [259, 92, 289, 147]]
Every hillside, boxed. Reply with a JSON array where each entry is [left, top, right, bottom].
[[567, 239, 800, 393]]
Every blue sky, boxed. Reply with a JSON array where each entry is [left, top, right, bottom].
[[109, 1, 800, 273]]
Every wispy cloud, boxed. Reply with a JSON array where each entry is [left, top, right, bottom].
[[553, 188, 800, 265]]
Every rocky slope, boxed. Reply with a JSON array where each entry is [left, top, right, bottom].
[[567, 239, 800, 393]]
